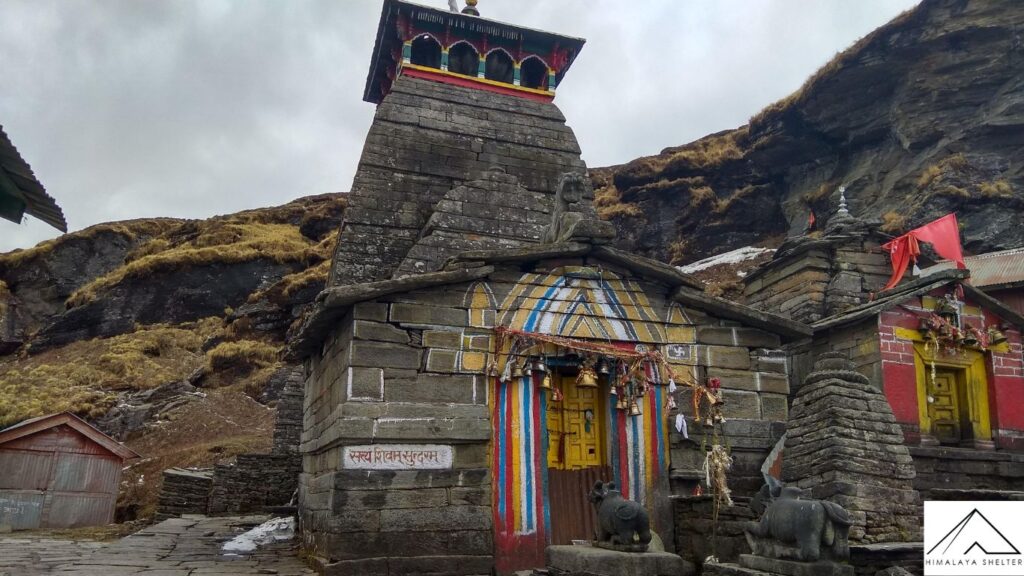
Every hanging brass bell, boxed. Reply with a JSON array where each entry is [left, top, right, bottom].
[[596, 358, 610, 375], [533, 357, 548, 374], [577, 367, 598, 388], [628, 399, 642, 417], [523, 360, 533, 376], [989, 326, 1008, 345], [609, 384, 618, 396], [540, 373, 553, 390], [616, 396, 628, 410], [512, 363, 524, 378]]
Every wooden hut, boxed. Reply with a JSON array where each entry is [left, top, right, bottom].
[[0, 412, 139, 530]]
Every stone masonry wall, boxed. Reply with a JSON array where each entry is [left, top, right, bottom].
[[807, 318, 881, 394], [909, 446, 1024, 498], [155, 468, 213, 521], [743, 247, 831, 324], [672, 496, 754, 571], [299, 294, 492, 576], [330, 75, 586, 286], [207, 453, 301, 515]]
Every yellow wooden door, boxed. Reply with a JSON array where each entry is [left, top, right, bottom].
[[546, 372, 609, 545], [928, 369, 961, 443], [547, 373, 605, 470]]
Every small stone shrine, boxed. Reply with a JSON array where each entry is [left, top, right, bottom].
[[783, 353, 922, 543]]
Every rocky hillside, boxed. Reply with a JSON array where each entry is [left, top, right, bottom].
[[0, 193, 345, 517], [594, 0, 1024, 265]]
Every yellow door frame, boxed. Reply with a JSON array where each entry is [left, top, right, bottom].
[[911, 341, 992, 442]]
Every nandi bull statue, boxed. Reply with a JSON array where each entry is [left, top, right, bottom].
[[587, 480, 651, 552], [745, 477, 852, 562]]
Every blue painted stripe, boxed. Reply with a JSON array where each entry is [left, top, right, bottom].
[[522, 376, 534, 531], [599, 278, 638, 340], [524, 278, 565, 332], [631, 415, 641, 501]]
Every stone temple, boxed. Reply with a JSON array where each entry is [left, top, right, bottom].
[[279, 2, 1024, 576], [289, 1, 811, 574]]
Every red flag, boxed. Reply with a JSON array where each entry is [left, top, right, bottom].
[[909, 213, 965, 270], [881, 213, 964, 290]]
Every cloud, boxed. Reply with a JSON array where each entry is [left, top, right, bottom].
[[0, 0, 918, 252]]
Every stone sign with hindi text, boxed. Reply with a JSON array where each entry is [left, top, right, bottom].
[[342, 444, 453, 470]]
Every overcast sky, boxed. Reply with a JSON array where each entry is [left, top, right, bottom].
[[0, 0, 919, 252]]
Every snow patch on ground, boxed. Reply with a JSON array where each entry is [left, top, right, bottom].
[[677, 246, 775, 274], [221, 517, 295, 553]]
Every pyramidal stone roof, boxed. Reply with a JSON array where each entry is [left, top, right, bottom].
[[783, 352, 921, 543]]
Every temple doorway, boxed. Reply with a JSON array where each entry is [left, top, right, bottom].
[[546, 368, 610, 545]]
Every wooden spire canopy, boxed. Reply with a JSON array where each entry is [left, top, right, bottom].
[[363, 0, 585, 104]]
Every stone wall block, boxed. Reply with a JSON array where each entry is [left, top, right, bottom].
[[353, 320, 410, 344], [379, 505, 491, 532]]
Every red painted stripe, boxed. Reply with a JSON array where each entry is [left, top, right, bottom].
[[531, 382, 545, 544], [617, 409, 629, 498], [401, 67, 555, 102]]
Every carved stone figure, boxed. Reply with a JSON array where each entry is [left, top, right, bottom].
[[745, 481, 852, 562], [588, 480, 651, 552], [543, 172, 616, 245]]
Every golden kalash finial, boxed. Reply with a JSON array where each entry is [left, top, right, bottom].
[[462, 0, 480, 16]]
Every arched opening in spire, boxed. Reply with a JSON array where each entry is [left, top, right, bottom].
[[485, 49, 514, 84], [448, 41, 479, 76], [520, 56, 549, 90], [410, 34, 442, 69]]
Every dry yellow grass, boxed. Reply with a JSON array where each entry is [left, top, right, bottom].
[[0, 318, 223, 427], [979, 179, 1013, 198], [916, 154, 968, 190], [0, 219, 179, 270], [205, 339, 279, 374], [67, 222, 316, 308], [880, 211, 907, 234], [594, 184, 644, 220]]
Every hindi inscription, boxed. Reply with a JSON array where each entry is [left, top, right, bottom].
[[342, 444, 454, 470]]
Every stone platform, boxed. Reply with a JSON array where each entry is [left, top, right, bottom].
[[545, 544, 694, 576], [702, 555, 854, 576]]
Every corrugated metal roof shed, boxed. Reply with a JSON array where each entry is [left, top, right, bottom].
[[923, 247, 1024, 290], [0, 124, 67, 232], [0, 412, 138, 530]]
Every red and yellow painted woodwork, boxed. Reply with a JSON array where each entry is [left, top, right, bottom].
[[469, 267, 692, 573], [878, 290, 1024, 450], [394, 13, 568, 102]]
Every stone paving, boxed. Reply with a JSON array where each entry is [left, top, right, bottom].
[[0, 515, 315, 576]]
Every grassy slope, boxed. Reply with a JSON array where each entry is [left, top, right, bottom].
[[0, 193, 345, 519]]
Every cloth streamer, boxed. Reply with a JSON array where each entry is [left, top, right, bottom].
[[882, 213, 965, 290]]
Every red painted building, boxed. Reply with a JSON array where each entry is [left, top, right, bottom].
[[811, 269, 1024, 451]]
